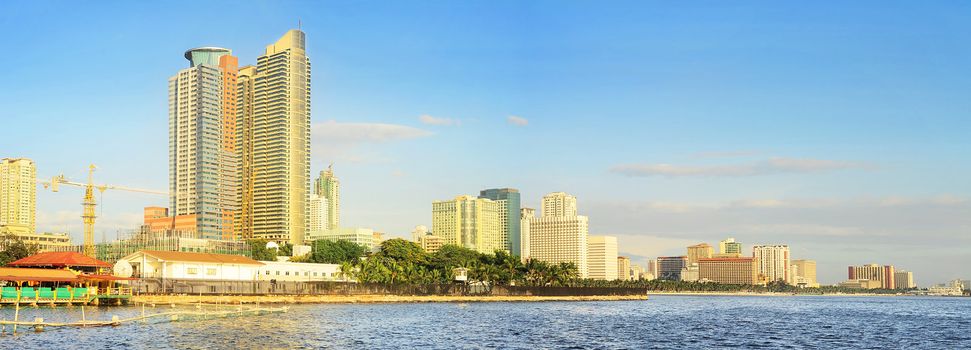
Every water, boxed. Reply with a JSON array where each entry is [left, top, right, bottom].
[[2, 295, 969, 349]]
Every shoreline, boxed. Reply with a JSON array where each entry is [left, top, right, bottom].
[[131, 294, 649, 304], [646, 291, 912, 297]]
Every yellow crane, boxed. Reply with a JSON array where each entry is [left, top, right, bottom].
[[41, 164, 166, 257]]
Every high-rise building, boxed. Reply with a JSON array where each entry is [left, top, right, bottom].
[[308, 193, 328, 234], [687, 243, 713, 265], [528, 192, 589, 278], [719, 238, 742, 255], [541, 192, 577, 217], [792, 259, 819, 288], [520, 208, 534, 261], [894, 270, 916, 289], [657, 256, 688, 281], [617, 256, 631, 281], [431, 195, 501, 254], [169, 48, 239, 241], [587, 235, 618, 280], [848, 264, 895, 289], [239, 29, 312, 245], [411, 225, 429, 242], [699, 257, 758, 285], [314, 165, 340, 231], [0, 158, 36, 234], [417, 233, 445, 253], [647, 259, 658, 277], [752, 245, 791, 284], [479, 188, 521, 257]]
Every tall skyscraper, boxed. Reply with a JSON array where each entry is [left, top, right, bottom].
[[431, 195, 501, 254], [479, 188, 521, 256], [169, 48, 239, 240], [239, 29, 311, 245], [315, 165, 340, 231], [753, 245, 791, 284], [687, 243, 713, 265], [520, 207, 534, 261], [0, 158, 36, 234], [719, 238, 742, 255], [308, 193, 328, 234], [587, 235, 618, 280], [895, 270, 916, 289], [529, 192, 589, 278]]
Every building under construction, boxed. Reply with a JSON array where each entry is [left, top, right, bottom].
[[54, 225, 250, 263]]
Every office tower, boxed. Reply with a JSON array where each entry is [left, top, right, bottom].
[[308, 193, 328, 234], [169, 47, 239, 240], [687, 243, 713, 265], [719, 238, 742, 255], [520, 207, 534, 260], [792, 259, 819, 288], [314, 165, 340, 231], [895, 271, 916, 289], [631, 265, 646, 280], [617, 256, 631, 281], [657, 256, 688, 281], [647, 259, 659, 277], [431, 195, 501, 254], [239, 29, 311, 245], [699, 257, 758, 285], [848, 264, 896, 289], [479, 188, 522, 257], [752, 245, 791, 284], [0, 158, 36, 234], [587, 235, 618, 280], [529, 192, 589, 278]]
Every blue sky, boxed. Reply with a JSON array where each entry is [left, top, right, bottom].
[[1, 1, 969, 284]]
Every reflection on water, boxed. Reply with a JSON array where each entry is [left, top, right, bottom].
[[2, 296, 970, 349]]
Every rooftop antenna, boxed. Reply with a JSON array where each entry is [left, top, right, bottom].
[[298, 19, 302, 30]]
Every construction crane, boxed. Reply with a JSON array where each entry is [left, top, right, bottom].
[[40, 164, 166, 257]]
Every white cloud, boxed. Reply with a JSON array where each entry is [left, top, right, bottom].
[[610, 157, 871, 178], [418, 114, 459, 126], [690, 150, 760, 159], [311, 120, 433, 163], [507, 115, 529, 126]]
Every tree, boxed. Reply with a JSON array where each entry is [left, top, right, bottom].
[[379, 239, 426, 263], [0, 234, 39, 266], [308, 239, 367, 264], [246, 239, 277, 261]]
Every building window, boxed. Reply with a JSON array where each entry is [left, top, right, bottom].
[[187, 268, 198, 275], [207, 268, 217, 276]]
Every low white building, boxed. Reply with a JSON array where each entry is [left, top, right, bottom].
[[118, 250, 265, 281], [118, 250, 346, 282]]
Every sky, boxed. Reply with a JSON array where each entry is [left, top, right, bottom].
[[1, 1, 969, 285]]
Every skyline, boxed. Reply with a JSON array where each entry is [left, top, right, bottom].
[[1, 1, 969, 284]]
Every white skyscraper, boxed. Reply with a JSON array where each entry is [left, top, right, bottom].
[[308, 193, 329, 234], [529, 192, 589, 278], [752, 245, 791, 284], [587, 235, 618, 280], [0, 158, 36, 235]]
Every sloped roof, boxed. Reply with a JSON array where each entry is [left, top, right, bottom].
[[138, 250, 264, 266], [7, 252, 112, 268], [0, 267, 79, 282]]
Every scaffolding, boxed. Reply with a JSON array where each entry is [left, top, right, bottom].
[[53, 226, 251, 262]]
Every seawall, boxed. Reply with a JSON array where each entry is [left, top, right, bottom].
[[132, 294, 649, 304]]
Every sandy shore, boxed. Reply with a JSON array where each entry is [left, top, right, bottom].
[[132, 294, 649, 304]]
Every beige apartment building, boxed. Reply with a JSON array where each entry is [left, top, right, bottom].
[[431, 195, 502, 254], [699, 257, 759, 285], [0, 158, 36, 235], [587, 235, 618, 280], [687, 243, 713, 265], [527, 192, 589, 278], [792, 259, 819, 287], [617, 256, 631, 281], [753, 245, 791, 284]]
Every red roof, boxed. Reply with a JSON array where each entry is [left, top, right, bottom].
[[0, 267, 79, 282], [6, 252, 112, 268]]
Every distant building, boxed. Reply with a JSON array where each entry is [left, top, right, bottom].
[[753, 245, 791, 284], [718, 238, 741, 255], [432, 195, 502, 254], [306, 227, 381, 252], [411, 225, 429, 242], [699, 257, 758, 285], [848, 264, 895, 289], [479, 188, 522, 257], [962, 280, 971, 292], [308, 193, 329, 233], [895, 270, 916, 289], [687, 243, 713, 265], [617, 256, 631, 281], [927, 280, 964, 296], [528, 193, 589, 278], [417, 234, 445, 253], [657, 256, 687, 281], [839, 279, 883, 289], [792, 260, 819, 288], [0, 158, 36, 235], [681, 264, 700, 282], [587, 236, 618, 280], [2, 231, 72, 252], [314, 165, 340, 231], [143, 207, 197, 234], [520, 208, 535, 261], [647, 259, 658, 277]]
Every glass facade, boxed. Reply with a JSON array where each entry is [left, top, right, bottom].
[[479, 188, 521, 257]]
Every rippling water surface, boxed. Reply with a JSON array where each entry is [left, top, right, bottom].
[[2, 295, 969, 349]]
